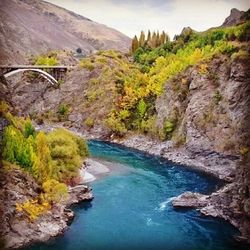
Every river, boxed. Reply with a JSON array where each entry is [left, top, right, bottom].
[[26, 140, 248, 250]]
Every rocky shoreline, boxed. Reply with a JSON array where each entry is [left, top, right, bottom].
[[113, 134, 239, 181], [0, 155, 119, 249], [0, 166, 93, 249]]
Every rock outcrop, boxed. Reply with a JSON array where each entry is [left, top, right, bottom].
[[222, 8, 248, 27], [172, 171, 250, 243]]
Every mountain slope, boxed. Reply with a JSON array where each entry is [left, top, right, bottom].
[[0, 0, 131, 64]]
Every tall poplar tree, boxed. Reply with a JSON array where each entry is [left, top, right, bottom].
[[147, 30, 151, 44], [156, 31, 160, 47], [32, 132, 52, 184], [160, 31, 166, 45], [139, 31, 146, 47], [151, 32, 157, 48], [131, 35, 139, 53]]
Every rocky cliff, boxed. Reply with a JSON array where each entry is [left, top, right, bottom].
[[0, 0, 131, 64], [156, 54, 250, 158], [222, 8, 249, 27]]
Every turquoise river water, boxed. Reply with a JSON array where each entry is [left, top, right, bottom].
[[26, 140, 248, 250]]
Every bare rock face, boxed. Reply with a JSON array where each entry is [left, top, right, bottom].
[[222, 8, 247, 27], [0, 0, 131, 64]]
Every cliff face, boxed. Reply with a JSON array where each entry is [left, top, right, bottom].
[[222, 8, 248, 27], [155, 55, 250, 157], [0, 0, 131, 64]]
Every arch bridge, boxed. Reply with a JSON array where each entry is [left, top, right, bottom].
[[0, 65, 74, 85]]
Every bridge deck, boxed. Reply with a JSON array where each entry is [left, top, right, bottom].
[[0, 65, 74, 69]]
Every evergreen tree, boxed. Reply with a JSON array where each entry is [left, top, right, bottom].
[[2, 125, 36, 169]]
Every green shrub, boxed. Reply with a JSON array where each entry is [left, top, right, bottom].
[[137, 99, 147, 119], [231, 49, 249, 60], [24, 120, 36, 138], [46, 128, 88, 183], [79, 59, 95, 71], [106, 113, 127, 136], [96, 56, 108, 64], [213, 90, 222, 105], [161, 119, 176, 140], [57, 104, 70, 121], [139, 115, 158, 135], [42, 179, 68, 204], [84, 117, 95, 128], [35, 56, 58, 66], [90, 78, 99, 85], [2, 125, 36, 169]]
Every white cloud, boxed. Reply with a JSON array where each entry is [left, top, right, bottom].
[[46, 0, 250, 39]]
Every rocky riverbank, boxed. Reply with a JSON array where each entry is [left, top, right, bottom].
[[113, 134, 239, 181], [35, 123, 239, 181], [0, 165, 93, 249], [172, 182, 250, 243]]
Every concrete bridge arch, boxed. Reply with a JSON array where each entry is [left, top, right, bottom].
[[4, 68, 58, 85]]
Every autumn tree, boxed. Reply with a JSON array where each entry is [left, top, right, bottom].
[[47, 128, 87, 183], [32, 132, 52, 184], [131, 35, 139, 53], [160, 31, 169, 45], [151, 32, 157, 48], [139, 31, 146, 47], [132, 30, 170, 51], [147, 30, 151, 44], [156, 31, 160, 47]]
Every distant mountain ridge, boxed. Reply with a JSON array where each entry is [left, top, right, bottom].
[[0, 0, 131, 64]]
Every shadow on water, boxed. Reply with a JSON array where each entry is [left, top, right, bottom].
[[71, 201, 93, 211]]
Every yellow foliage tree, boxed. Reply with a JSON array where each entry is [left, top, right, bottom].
[[42, 179, 68, 204], [32, 132, 52, 184]]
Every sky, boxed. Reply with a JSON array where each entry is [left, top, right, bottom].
[[46, 0, 250, 39]]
